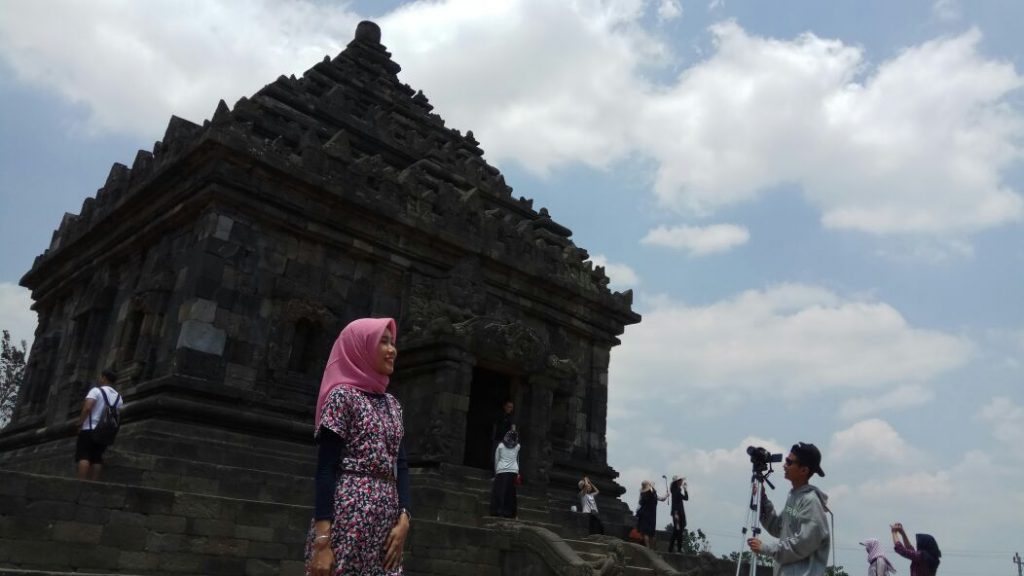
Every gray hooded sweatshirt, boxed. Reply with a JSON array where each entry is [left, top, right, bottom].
[[759, 483, 830, 576]]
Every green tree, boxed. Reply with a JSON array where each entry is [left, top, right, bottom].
[[682, 528, 711, 555], [661, 525, 712, 555], [1, 329, 28, 428], [825, 566, 850, 576]]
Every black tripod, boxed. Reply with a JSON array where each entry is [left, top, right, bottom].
[[734, 466, 775, 576]]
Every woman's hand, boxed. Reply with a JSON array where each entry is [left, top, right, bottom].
[[311, 520, 333, 576], [310, 545, 335, 576], [382, 513, 410, 570]]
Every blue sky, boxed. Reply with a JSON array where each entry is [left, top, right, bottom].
[[1, 1, 1022, 574]]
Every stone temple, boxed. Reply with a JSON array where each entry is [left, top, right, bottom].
[[0, 21, 745, 576]]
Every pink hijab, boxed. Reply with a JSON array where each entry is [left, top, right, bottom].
[[314, 317, 397, 429], [861, 538, 896, 575]]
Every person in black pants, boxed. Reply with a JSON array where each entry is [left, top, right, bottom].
[[667, 475, 689, 553], [578, 476, 605, 535]]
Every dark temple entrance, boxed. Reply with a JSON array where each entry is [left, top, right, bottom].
[[463, 367, 512, 470]]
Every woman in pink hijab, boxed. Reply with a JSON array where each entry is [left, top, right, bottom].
[[306, 318, 411, 576], [861, 538, 896, 576]]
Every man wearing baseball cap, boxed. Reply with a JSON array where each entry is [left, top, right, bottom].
[[747, 442, 830, 576]]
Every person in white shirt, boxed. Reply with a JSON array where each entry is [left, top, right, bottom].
[[75, 369, 124, 480], [489, 429, 520, 518], [579, 476, 604, 534]]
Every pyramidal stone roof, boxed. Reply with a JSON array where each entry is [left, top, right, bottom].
[[29, 21, 634, 312]]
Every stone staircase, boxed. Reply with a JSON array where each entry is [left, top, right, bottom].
[[0, 421, 755, 575]]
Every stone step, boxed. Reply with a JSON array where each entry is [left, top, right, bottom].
[[624, 567, 656, 576], [482, 515, 566, 535], [0, 429, 316, 483], [577, 551, 606, 563], [0, 448, 315, 506], [0, 565, 146, 569], [113, 432, 315, 474], [564, 538, 612, 556], [514, 506, 550, 523], [0, 466, 705, 576], [136, 419, 313, 457]]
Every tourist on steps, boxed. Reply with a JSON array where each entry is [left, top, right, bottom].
[[307, 318, 411, 576], [667, 475, 689, 553], [75, 369, 123, 481], [636, 480, 668, 550], [578, 476, 605, 535], [490, 429, 520, 518]]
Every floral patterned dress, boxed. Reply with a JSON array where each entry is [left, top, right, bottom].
[[305, 386, 405, 575]]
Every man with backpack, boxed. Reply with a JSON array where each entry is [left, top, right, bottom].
[[75, 369, 124, 480]]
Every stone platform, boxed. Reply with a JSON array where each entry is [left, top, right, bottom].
[[0, 422, 756, 575]]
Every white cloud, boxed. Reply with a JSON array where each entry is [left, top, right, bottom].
[[831, 418, 914, 463], [873, 237, 975, 264], [838, 384, 934, 420], [978, 396, 1024, 447], [610, 283, 973, 399], [931, 0, 961, 22], [1, 5, 1019, 244], [589, 254, 641, 289], [641, 223, 749, 255], [657, 0, 683, 21], [0, 283, 35, 350], [381, 0, 665, 175], [0, 0, 361, 137], [858, 470, 953, 499], [641, 24, 1024, 237]]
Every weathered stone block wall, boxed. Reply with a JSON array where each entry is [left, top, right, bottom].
[[15, 222, 198, 429], [405, 521, 511, 576], [0, 469, 308, 575]]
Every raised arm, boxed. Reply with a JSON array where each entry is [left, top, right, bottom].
[[892, 523, 912, 548]]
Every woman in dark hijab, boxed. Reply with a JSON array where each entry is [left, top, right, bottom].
[[891, 522, 941, 575]]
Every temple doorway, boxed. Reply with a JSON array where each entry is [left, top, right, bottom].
[[463, 367, 512, 470]]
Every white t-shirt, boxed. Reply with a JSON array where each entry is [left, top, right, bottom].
[[494, 443, 520, 475], [81, 386, 124, 431], [580, 492, 599, 514]]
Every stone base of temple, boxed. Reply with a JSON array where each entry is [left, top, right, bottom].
[[0, 420, 758, 575]]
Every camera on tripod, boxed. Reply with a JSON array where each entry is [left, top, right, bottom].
[[746, 446, 782, 472]]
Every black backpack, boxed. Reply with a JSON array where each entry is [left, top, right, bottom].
[[91, 388, 121, 446]]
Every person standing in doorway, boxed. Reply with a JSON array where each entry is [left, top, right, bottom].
[[492, 400, 515, 445], [75, 369, 124, 480], [491, 399, 515, 467]]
